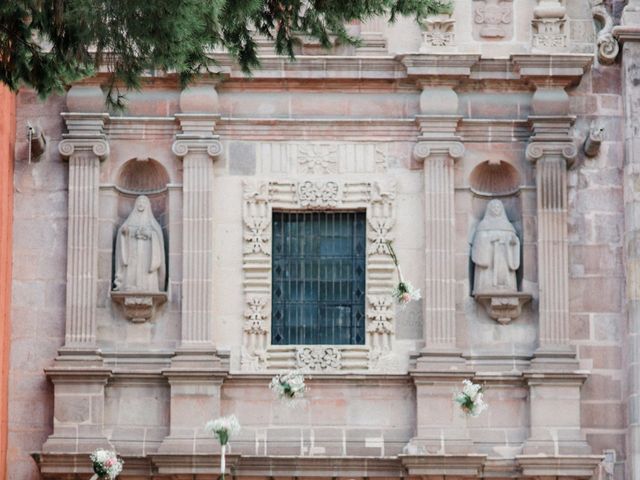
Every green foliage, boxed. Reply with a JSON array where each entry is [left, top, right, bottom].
[[0, 0, 451, 108]]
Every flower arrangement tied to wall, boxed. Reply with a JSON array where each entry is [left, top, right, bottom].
[[386, 240, 421, 307], [89, 449, 123, 480], [454, 379, 488, 417], [205, 414, 241, 479], [269, 371, 307, 405]]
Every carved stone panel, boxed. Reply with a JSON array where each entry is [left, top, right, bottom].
[[419, 14, 455, 50], [240, 179, 398, 373], [473, 0, 513, 40]]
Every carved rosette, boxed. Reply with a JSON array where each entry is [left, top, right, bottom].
[[241, 179, 397, 372], [297, 181, 340, 208], [297, 144, 338, 174], [296, 346, 342, 371]]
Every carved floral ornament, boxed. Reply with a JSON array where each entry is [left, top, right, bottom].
[[240, 179, 398, 373]]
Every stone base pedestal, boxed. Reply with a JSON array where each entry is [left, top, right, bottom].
[[406, 371, 476, 455], [522, 371, 592, 456], [157, 349, 228, 455], [42, 365, 112, 454]]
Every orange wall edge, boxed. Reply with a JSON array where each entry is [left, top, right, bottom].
[[0, 84, 16, 480]]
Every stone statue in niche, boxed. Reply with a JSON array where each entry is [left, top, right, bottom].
[[472, 199, 519, 293], [471, 199, 530, 324], [111, 195, 167, 322]]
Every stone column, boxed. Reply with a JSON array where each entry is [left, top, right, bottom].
[[407, 85, 473, 455], [172, 130, 222, 352], [58, 113, 109, 354], [159, 86, 227, 456], [522, 87, 590, 456], [413, 86, 465, 363], [614, 9, 640, 479], [43, 86, 112, 454], [525, 90, 578, 364]]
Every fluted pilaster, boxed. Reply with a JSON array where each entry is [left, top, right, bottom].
[[526, 137, 577, 357], [58, 115, 109, 350], [527, 142, 576, 345], [414, 139, 464, 353], [172, 134, 222, 348]]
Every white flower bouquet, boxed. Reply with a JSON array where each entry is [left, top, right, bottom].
[[454, 379, 488, 417], [269, 371, 307, 403], [89, 449, 123, 480], [386, 241, 421, 307], [205, 414, 241, 478]]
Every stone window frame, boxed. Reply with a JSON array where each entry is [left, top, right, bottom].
[[240, 178, 398, 373]]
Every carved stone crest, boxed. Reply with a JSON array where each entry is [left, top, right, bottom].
[[473, 0, 513, 39]]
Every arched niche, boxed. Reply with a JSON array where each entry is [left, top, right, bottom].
[[113, 158, 170, 293], [468, 160, 524, 296]]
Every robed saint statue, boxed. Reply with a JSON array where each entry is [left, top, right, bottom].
[[114, 195, 166, 293], [471, 199, 520, 293]]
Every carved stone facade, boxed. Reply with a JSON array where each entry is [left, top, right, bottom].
[[4, 2, 634, 479]]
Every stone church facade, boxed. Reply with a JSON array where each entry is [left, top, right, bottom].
[[7, 1, 640, 478]]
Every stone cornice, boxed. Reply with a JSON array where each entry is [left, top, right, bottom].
[[37, 452, 602, 479], [613, 25, 640, 43], [516, 455, 603, 478], [207, 53, 591, 85], [511, 53, 593, 87], [400, 454, 487, 477], [399, 54, 480, 78]]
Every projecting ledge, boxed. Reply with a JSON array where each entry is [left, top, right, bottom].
[[36, 453, 604, 479]]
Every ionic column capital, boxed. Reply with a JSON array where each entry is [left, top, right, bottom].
[[414, 141, 465, 162], [58, 138, 110, 161], [171, 139, 223, 158], [525, 141, 577, 164]]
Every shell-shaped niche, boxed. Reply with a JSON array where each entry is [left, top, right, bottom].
[[469, 160, 520, 197], [113, 158, 170, 296], [117, 157, 170, 195]]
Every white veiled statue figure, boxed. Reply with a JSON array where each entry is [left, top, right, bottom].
[[471, 199, 520, 293], [114, 195, 166, 293]]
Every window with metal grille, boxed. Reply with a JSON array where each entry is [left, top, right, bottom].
[[271, 211, 366, 345]]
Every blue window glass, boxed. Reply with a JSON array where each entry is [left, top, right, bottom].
[[271, 211, 366, 345]]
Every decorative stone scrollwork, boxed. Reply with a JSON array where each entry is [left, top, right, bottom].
[[473, 0, 513, 39], [592, 0, 619, 65], [419, 14, 455, 49], [58, 138, 110, 160], [297, 181, 340, 208], [296, 346, 342, 371], [298, 144, 338, 174], [171, 139, 223, 158], [414, 141, 465, 161], [526, 142, 578, 164]]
